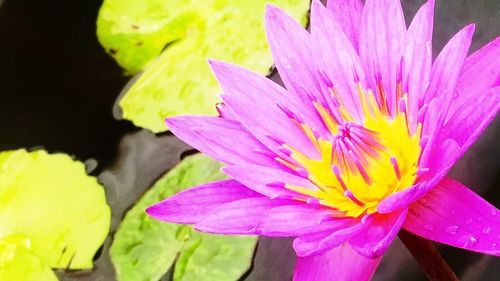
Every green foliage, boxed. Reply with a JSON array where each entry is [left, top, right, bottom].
[[0, 234, 58, 281], [110, 154, 257, 281], [0, 149, 110, 269], [97, 0, 310, 132]]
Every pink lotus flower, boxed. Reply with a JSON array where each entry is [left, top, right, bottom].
[[147, 0, 500, 279]]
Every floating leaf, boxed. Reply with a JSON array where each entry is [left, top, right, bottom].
[[97, 0, 204, 74], [97, 0, 310, 132], [0, 149, 110, 269], [110, 154, 257, 281], [0, 234, 58, 281]]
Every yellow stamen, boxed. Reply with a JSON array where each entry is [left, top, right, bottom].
[[277, 84, 421, 217]]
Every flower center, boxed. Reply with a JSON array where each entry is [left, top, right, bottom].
[[277, 83, 422, 217]]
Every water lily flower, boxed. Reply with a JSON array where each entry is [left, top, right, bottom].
[[147, 0, 500, 280]]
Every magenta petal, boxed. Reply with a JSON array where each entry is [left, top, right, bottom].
[[258, 204, 336, 236], [264, 4, 335, 121], [447, 36, 500, 121], [166, 116, 276, 166], [209, 60, 320, 158], [359, 0, 406, 114], [423, 24, 475, 106], [439, 86, 500, 154], [404, 178, 500, 256], [195, 197, 296, 235], [223, 164, 318, 199], [293, 243, 381, 281], [146, 179, 261, 224], [310, 0, 365, 121], [377, 183, 422, 214], [349, 209, 408, 258], [293, 220, 364, 257], [327, 0, 363, 49], [422, 138, 461, 178], [403, 0, 434, 132]]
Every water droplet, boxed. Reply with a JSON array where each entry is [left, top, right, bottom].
[[466, 218, 473, 225], [491, 208, 498, 216], [482, 226, 491, 235], [424, 224, 434, 231], [492, 243, 498, 248], [458, 235, 478, 248], [445, 225, 459, 235], [477, 217, 484, 223], [450, 210, 456, 215]]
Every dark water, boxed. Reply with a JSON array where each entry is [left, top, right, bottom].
[[0, 0, 498, 281], [0, 0, 135, 169]]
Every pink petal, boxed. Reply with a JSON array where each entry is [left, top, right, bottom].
[[264, 5, 329, 116], [359, 0, 406, 115], [310, 0, 366, 121], [326, 0, 363, 49], [293, 243, 381, 281], [376, 183, 423, 214], [258, 204, 337, 236], [166, 116, 277, 166], [146, 179, 261, 224], [408, 24, 476, 151], [194, 197, 297, 235], [422, 24, 475, 107], [403, 0, 434, 132], [439, 86, 500, 155], [293, 220, 365, 257], [349, 209, 408, 258], [210, 57, 326, 142], [223, 164, 318, 199], [404, 178, 500, 256], [422, 138, 461, 179], [447, 35, 500, 121], [209, 60, 321, 159], [419, 98, 446, 161]]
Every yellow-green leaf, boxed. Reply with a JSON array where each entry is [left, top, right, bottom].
[[97, 0, 310, 132], [0, 234, 58, 281], [0, 149, 110, 269], [97, 0, 204, 74], [110, 154, 257, 281]]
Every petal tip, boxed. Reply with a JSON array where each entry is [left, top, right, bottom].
[[292, 238, 313, 257], [207, 58, 228, 73], [264, 3, 289, 27], [145, 203, 161, 219], [264, 3, 281, 16], [468, 23, 476, 35], [164, 117, 175, 127]]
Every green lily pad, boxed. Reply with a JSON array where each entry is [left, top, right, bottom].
[[0, 149, 110, 269], [110, 154, 257, 281], [0, 234, 58, 281], [97, 0, 310, 132], [97, 0, 204, 74]]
